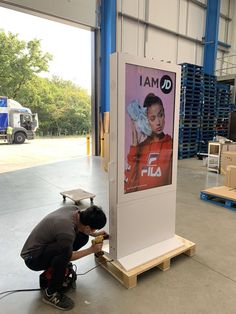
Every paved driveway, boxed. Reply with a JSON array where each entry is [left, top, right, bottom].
[[0, 136, 88, 173]]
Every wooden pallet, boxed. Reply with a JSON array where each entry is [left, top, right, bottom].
[[220, 168, 226, 175], [200, 186, 236, 211], [96, 235, 195, 289]]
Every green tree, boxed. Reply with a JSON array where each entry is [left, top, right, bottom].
[[0, 30, 91, 136], [18, 76, 91, 136], [0, 30, 52, 98]]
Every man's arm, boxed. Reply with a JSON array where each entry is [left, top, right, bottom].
[[56, 233, 103, 261], [70, 241, 103, 261]]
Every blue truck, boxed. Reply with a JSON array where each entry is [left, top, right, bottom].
[[0, 96, 38, 144]]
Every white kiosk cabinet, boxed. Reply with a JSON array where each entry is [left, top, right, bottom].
[[97, 53, 196, 288], [109, 53, 183, 269]]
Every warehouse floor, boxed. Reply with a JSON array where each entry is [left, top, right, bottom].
[[1, 157, 236, 314]]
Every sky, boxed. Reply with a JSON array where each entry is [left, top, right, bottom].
[[0, 6, 92, 94]]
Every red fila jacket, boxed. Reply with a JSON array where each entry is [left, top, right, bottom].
[[125, 134, 173, 193]]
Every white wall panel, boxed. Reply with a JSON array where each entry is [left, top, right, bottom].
[[118, 0, 146, 20], [179, 0, 188, 35], [146, 29, 177, 62], [177, 39, 196, 64], [195, 45, 203, 66], [0, 0, 97, 28], [120, 19, 145, 56], [148, 0, 178, 32], [229, 0, 234, 19], [219, 17, 227, 42], [220, 0, 230, 16], [187, 2, 205, 40]]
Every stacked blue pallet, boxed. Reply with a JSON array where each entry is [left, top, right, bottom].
[[179, 63, 203, 159], [230, 103, 236, 112], [179, 63, 236, 158], [198, 74, 217, 153], [215, 83, 232, 138]]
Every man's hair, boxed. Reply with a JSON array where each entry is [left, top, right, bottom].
[[143, 93, 164, 111], [79, 205, 107, 230]]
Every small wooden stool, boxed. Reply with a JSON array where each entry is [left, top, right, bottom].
[[60, 188, 96, 205]]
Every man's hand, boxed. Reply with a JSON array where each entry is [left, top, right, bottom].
[[70, 241, 103, 261], [91, 230, 109, 239], [90, 242, 103, 254]]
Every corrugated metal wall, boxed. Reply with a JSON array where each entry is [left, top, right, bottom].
[[117, 0, 233, 71], [216, 0, 236, 76]]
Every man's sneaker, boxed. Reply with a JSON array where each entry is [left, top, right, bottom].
[[42, 289, 74, 311]]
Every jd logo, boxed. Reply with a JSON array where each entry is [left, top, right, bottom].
[[160, 75, 173, 94]]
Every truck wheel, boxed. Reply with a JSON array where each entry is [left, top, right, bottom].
[[14, 132, 26, 144]]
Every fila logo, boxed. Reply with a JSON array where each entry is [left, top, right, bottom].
[[147, 153, 159, 166], [141, 153, 161, 177]]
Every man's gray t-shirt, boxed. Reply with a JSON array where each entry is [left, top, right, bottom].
[[21, 205, 79, 260]]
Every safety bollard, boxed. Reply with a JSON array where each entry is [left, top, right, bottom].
[[86, 134, 90, 156], [100, 137, 104, 157]]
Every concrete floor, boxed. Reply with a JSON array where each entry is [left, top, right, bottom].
[[0, 137, 87, 173], [1, 156, 236, 314]]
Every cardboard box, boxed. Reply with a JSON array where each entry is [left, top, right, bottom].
[[221, 142, 236, 153], [225, 165, 236, 189], [221, 151, 236, 174]]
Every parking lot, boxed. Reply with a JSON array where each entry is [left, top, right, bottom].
[[0, 136, 88, 173]]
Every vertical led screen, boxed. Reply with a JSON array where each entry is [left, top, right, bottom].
[[124, 64, 176, 194]]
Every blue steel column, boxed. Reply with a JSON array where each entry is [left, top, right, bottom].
[[100, 0, 117, 114], [203, 0, 221, 75]]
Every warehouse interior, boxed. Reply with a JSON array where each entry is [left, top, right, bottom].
[[1, 1, 236, 314]]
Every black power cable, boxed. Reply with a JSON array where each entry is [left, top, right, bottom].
[[0, 289, 40, 301], [0, 258, 114, 301], [76, 259, 113, 275]]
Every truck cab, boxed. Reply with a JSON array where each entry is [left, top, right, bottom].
[[0, 97, 38, 144]]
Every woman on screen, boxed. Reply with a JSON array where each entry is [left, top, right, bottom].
[[125, 93, 173, 193]]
